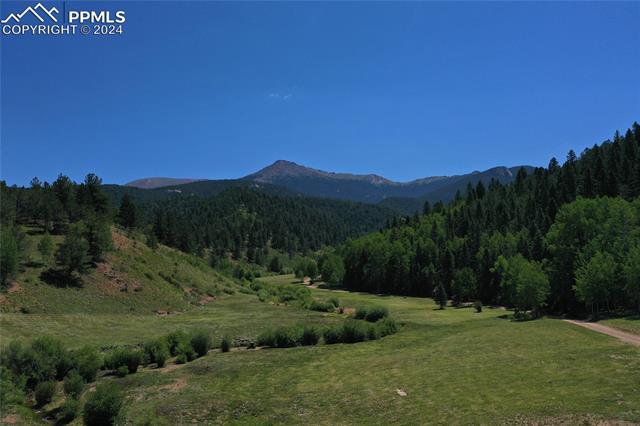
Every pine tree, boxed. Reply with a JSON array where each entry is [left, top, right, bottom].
[[37, 233, 54, 265], [0, 228, 18, 286], [55, 223, 89, 278], [435, 282, 447, 309], [118, 194, 137, 228]]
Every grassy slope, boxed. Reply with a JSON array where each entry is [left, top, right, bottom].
[[3, 267, 640, 424], [0, 227, 238, 315]]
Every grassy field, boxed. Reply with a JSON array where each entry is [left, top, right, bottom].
[[3, 272, 639, 424]]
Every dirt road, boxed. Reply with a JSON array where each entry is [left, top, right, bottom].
[[564, 319, 640, 347]]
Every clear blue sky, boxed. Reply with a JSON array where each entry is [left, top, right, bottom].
[[1, 1, 639, 185]]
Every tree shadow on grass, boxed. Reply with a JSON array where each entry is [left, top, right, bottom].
[[40, 269, 82, 288]]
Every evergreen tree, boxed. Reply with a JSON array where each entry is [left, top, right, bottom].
[[55, 223, 89, 278], [117, 194, 137, 228], [37, 233, 54, 265], [0, 228, 18, 286], [85, 217, 112, 263], [435, 282, 447, 309]]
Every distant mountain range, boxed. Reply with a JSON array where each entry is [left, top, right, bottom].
[[124, 160, 534, 213], [125, 177, 205, 189]]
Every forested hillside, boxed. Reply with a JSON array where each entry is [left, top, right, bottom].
[[341, 123, 640, 317], [136, 188, 395, 256]]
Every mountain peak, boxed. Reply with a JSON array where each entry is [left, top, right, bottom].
[[245, 160, 394, 186]]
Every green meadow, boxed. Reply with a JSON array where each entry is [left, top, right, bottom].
[[3, 273, 639, 424]]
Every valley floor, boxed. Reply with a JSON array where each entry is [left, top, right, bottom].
[[2, 275, 640, 425]]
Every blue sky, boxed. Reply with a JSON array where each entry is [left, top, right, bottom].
[[1, 1, 639, 185]]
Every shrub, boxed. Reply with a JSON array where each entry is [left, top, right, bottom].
[[115, 365, 129, 377], [105, 348, 143, 374], [190, 330, 212, 357], [35, 380, 56, 407], [220, 335, 231, 353], [475, 300, 483, 313], [327, 297, 340, 308], [309, 300, 334, 312], [63, 370, 85, 399], [0, 367, 26, 408], [300, 326, 320, 346], [354, 306, 367, 320], [274, 327, 300, 348], [57, 398, 80, 424], [175, 353, 188, 364], [376, 318, 398, 337], [363, 306, 389, 322], [257, 327, 301, 348], [167, 330, 189, 356], [74, 346, 102, 382], [323, 326, 343, 344], [176, 341, 196, 362], [341, 321, 370, 343], [1, 340, 54, 389], [31, 336, 74, 380], [256, 329, 276, 347], [143, 340, 169, 368], [83, 383, 123, 426]]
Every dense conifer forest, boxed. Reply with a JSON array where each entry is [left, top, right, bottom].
[[341, 123, 640, 317]]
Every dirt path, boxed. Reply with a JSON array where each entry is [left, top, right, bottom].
[[564, 320, 640, 347]]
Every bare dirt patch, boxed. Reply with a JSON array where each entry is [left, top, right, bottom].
[[1, 414, 19, 425], [96, 263, 141, 295], [159, 364, 184, 374], [159, 378, 188, 392], [7, 283, 22, 294], [199, 295, 216, 305], [111, 229, 134, 250]]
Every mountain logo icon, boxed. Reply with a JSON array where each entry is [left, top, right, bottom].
[[1, 3, 59, 24]]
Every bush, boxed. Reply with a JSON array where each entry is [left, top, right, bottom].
[[355, 306, 388, 322], [1, 340, 53, 390], [83, 383, 123, 426], [57, 398, 80, 424], [0, 367, 26, 408], [220, 335, 231, 353], [35, 380, 56, 407], [63, 370, 85, 399], [31, 336, 74, 380], [341, 321, 370, 343], [309, 300, 334, 312], [376, 318, 398, 337], [327, 297, 340, 308], [274, 327, 300, 348], [105, 348, 143, 374], [175, 353, 188, 364], [257, 327, 301, 348], [190, 330, 212, 357], [143, 339, 169, 368], [74, 346, 102, 382], [167, 331, 189, 356], [323, 326, 343, 344], [300, 326, 320, 346], [176, 340, 196, 362], [256, 329, 276, 347], [474, 300, 483, 313], [115, 365, 129, 377]]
